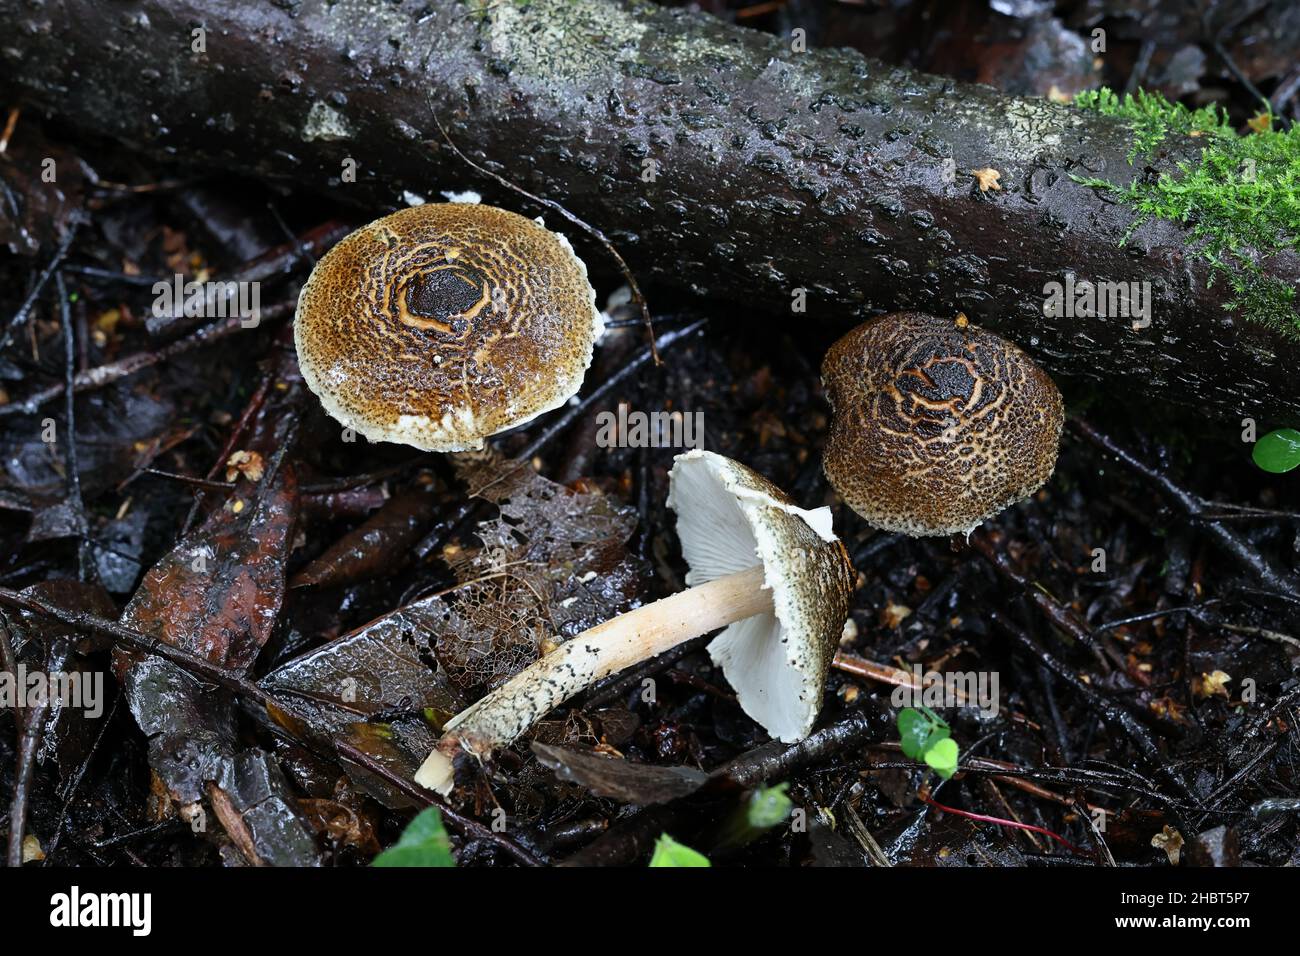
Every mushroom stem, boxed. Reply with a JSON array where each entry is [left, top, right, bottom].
[[415, 564, 771, 793]]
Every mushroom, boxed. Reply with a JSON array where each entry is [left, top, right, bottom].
[[294, 203, 601, 452], [414, 449, 855, 794], [821, 311, 1063, 536]]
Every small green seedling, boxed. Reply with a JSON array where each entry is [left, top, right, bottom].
[[898, 706, 959, 779], [648, 833, 711, 867], [745, 783, 794, 830], [1253, 428, 1300, 473], [371, 806, 456, 867], [712, 783, 794, 853]]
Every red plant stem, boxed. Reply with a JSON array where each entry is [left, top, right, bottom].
[[918, 789, 1093, 858]]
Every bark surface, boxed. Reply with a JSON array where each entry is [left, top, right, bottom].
[[2, 0, 1297, 423]]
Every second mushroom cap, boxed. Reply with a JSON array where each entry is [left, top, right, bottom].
[[294, 203, 601, 452], [821, 312, 1064, 536]]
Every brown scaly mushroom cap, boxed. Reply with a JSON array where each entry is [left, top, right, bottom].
[[294, 203, 601, 451], [821, 312, 1064, 536]]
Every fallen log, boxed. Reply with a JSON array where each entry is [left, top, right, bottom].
[[1, 0, 1296, 424]]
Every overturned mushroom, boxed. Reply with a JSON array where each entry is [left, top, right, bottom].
[[821, 312, 1063, 536], [294, 203, 601, 452], [415, 450, 854, 794]]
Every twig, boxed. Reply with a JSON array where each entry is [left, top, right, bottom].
[[0, 303, 291, 419], [1090, 601, 1223, 637], [1124, 40, 1156, 95], [736, 0, 787, 19], [332, 736, 546, 866], [1072, 418, 1300, 595], [1212, 39, 1286, 128], [0, 614, 15, 678], [1198, 742, 1278, 819], [872, 742, 1101, 812], [55, 271, 93, 582], [90, 821, 186, 851], [179, 367, 279, 536], [60, 264, 165, 287], [91, 177, 198, 194], [983, 777, 1045, 852], [832, 650, 975, 706], [429, 114, 659, 363], [0, 106, 19, 154], [0, 221, 80, 353], [7, 636, 71, 867], [968, 529, 1116, 671], [1272, 68, 1300, 116], [990, 610, 1199, 809], [0, 588, 271, 704], [43, 696, 121, 862], [839, 802, 892, 866], [521, 320, 706, 461], [709, 709, 880, 791], [136, 469, 235, 492]]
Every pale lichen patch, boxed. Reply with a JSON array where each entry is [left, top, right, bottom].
[[302, 101, 354, 142], [488, 0, 646, 87]]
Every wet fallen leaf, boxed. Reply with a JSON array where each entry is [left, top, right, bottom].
[[531, 742, 708, 804], [1152, 824, 1184, 865], [298, 797, 381, 855], [22, 834, 45, 863], [113, 458, 318, 865], [224, 449, 265, 483], [1196, 670, 1232, 700], [260, 600, 464, 734], [116, 464, 297, 672], [291, 484, 438, 589]]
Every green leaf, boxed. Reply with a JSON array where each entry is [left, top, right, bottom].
[[917, 705, 947, 727], [648, 833, 711, 867], [745, 783, 793, 830], [924, 737, 960, 779], [371, 807, 456, 867], [1253, 428, 1300, 474], [898, 706, 951, 759], [897, 708, 930, 759]]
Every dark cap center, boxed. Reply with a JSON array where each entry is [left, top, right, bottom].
[[917, 356, 977, 404], [405, 266, 487, 332]]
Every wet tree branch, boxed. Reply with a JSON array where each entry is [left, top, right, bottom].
[[1, 0, 1297, 424]]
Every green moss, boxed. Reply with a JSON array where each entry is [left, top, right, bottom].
[[1073, 88, 1300, 338], [1074, 88, 1233, 160]]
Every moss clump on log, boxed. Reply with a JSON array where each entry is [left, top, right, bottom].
[[1074, 88, 1300, 338]]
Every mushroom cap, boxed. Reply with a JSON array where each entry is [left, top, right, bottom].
[[666, 450, 854, 742], [294, 203, 601, 452], [821, 312, 1064, 536]]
